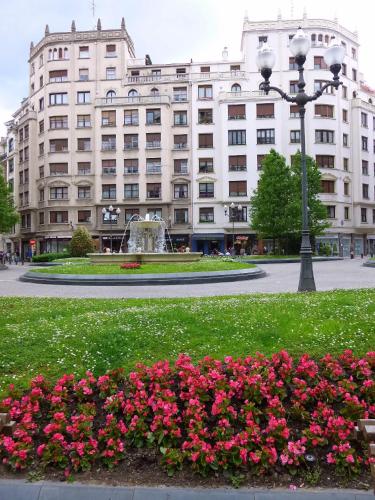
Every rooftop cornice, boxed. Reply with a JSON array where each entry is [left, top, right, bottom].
[[29, 28, 135, 61]]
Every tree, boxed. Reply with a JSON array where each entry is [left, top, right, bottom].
[[249, 150, 293, 249], [0, 166, 19, 233], [70, 226, 95, 257], [288, 151, 330, 237]]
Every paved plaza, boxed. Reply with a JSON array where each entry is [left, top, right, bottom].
[[0, 259, 373, 299]]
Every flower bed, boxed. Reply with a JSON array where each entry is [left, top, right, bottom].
[[0, 351, 374, 484], [120, 263, 141, 270]]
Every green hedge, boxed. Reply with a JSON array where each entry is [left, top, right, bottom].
[[32, 252, 71, 263]]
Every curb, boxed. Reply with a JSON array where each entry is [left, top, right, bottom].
[[241, 257, 344, 265], [19, 267, 266, 286], [363, 261, 375, 268], [0, 480, 373, 500]]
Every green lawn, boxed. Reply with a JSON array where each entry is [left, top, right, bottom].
[[31, 259, 254, 275], [0, 290, 374, 395]]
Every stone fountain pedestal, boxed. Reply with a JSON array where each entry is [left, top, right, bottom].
[[88, 252, 202, 264]]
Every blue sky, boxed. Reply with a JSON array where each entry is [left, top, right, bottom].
[[1, 0, 374, 136]]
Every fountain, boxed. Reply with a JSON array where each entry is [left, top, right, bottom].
[[88, 214, 202, 264]]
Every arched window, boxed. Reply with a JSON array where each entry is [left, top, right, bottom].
[[318, 34, 323, 42], [64, 47, 68, 59], [53, 48, 58, 60], [231, 83, 241, 93], [128, 89, 138, 97], [311, 34, 316, 42], [324, 35, 329, 45], [369, 98, 373, 104], [352, 91, 357, 98], [58, 48, 63, 59], [150, 87, 159, 96], [106, 90, 116, 103], [48, 49, 53, 60]]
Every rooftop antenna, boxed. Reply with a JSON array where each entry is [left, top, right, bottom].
[[90, 0, 96, 29], [290, 0, 294, 19]]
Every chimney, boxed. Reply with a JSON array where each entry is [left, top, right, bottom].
[[71, 20, 76, 32], [222, 47, 228, 60]]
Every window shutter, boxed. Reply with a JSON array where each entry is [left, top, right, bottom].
[[256, 103, 274, 117], [199, 134, 213, 147], [228, 104, 245, 118], [146, 133, 161, 142]]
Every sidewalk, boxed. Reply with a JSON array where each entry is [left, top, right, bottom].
[[0, 480, 373, 500]]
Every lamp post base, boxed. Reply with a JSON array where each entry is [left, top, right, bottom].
[[298, 231, 316, 292]]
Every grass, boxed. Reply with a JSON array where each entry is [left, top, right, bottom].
[[0, 289, 374, 395], [31, 259, 255, 275]]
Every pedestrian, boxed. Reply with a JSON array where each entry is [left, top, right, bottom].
[[14, 252, 19, 265]]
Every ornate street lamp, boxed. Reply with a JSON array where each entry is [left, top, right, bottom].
[[256, 29, 345, 291], [224, 203, 243, 255], [102, 205, 121, 253]]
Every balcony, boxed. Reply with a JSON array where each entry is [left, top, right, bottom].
[[218, 90, 278, 102], [123, 71, 245, 85], [146, 141, 161, 149], [146, 165, 162, 174], [96, 95, 170, 107], [173, 143, 188, 150]]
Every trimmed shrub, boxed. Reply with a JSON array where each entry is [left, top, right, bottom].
[[70, 227, 95, 257], [32, 252, 70, 263]]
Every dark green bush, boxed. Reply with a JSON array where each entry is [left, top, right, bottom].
[[32, 252, 70, 263]]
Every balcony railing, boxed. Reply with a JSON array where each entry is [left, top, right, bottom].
[[124, 71, 245, 85], [146, 141, 161, 149], [96, 95, 170, 107], [218, 90, 278, 102]]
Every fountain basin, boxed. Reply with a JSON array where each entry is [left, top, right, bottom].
[[88, 252, 202, 264]]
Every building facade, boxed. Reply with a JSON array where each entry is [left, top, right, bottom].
[[4, 15, 375, 257]]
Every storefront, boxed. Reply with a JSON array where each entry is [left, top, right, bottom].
[[169, 234, 191, 251], [192, 234, 225, 254], [101, 234, 124, 253], [367, 235, 375, 256]]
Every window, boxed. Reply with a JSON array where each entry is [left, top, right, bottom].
[[39, 120, 44, 134], [228, 130, 246, 145], [315, 104, 334, 118], [199, 183, 214, 198], [147, 183, 161, 198], [344, 207, 350, 220], [316, 155, 335, 168], [39, 165, 45, 178], [39, 97, 44, 111], [49, 163, 68, 175], [146, 109, 161, 125], [102, 184, 116, 199], [50, 116, 68, 129], [125, 209, 139, 223], [256, 103, 274, 119], [50, 187, 68, 200], [290, 81, 298, 93], [106, 67, 116, 80], [343, 158, 349, 171], [146, 132, 161, 148], [200, 66, 210, 73], [77, 186, 91, 199], [101, 135, 116, 151], [231, 83, 241, 93], [342, 85, 347, 99], [174, 209, 188, 224], [362, 183, 369, 199], [290, 130, 301, 143], [229, 155, 246, 172], [199, 158, 213, 173], [314, 56, 328, 69], [79, 46, 89, 58], [289, 57, 298, 70], [173, 87, 187, 101], [106, 44, 116, 57], [49, 93, 68, 105], [78, 162, 91, 175], [174, 111, 187, 125], [228, 104, 246, 120], [315, 130, 334, 144], [49, 70, 67, 83], [102, 159, 116, 175], [320, 180, 335, 193], [343, 134, 349, 147], [8, 158, 14, 173], [124, 109, 139, 126], [79, 68, 89, 81], [78, 210, 91, 223], [290, 105, 299, 118], [101, 110, 116, 127], [344, 182, 349, 196], [258, 36, 267, 45], [199, 207, 214, 223], [124, 159, 139, 174], [24, 168, 29, 182], [146, 158, 161, 174], [174, 184, 188, 199], [77, 91, 90, 104], [361, 136, 368, 151], [151, 69, 161, 80], [174, 159, 188, 174], [77, 114, 91, 128], [176, 67, 187, 77], [341, 63, 347, 76], [257, 129, 275, 144], [230, 65, 241, 72], [198, 109, 213, 124], [77, 138, 91, 151], [362, 160, 369, 175], [39, 188, 45, 201], [361, 207, 367, 223], [229, 180, 247, 196], [128, 89, 138, 98], [352, 47, 357, 59], [342, 109, 348, 122], [50, 211, 68, 224], [50, 139, 68, 153], [147, 208, 162, 219], [352, 68, 357, 81], [361, 112, 368, 128], [124, 134, 138, 149], [39, 54, 43, 67], [373, 209, 375, 224], [327, 206, 336, 218], [39, 212, 45, 225], [198, 85, 213, 99], [198, 133, 213, 148], [106, 90, 116, 103], [229, 206, 247, 222], [124, 184, 139, 199]]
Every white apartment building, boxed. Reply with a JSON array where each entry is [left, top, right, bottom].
[[4, 15, 375, 257]]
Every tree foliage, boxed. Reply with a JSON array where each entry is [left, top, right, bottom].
[[70, 226, 95, 257], [0, 166, 19, 233]]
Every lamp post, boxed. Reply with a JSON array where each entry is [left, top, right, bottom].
[[224, 203, 242, 255], [102, 205, 121, 253], [256, 29, 345, 292]]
